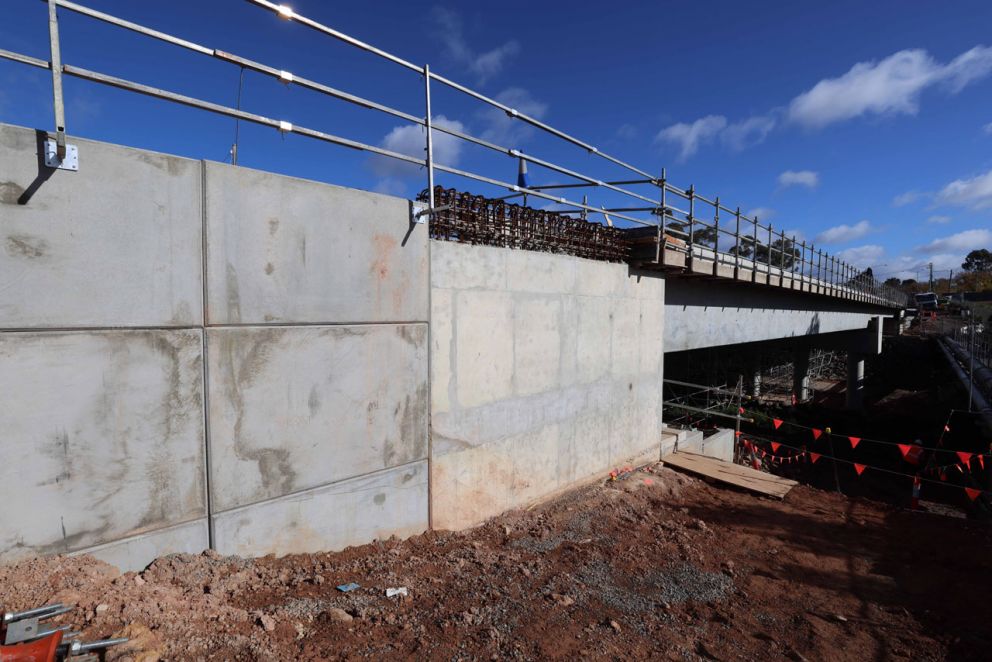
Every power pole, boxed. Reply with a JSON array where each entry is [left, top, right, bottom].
[[929, 262, 934, 292], [969, 319, 976, 412]]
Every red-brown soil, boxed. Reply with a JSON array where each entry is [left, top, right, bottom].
[[2, 465, 989, 661]]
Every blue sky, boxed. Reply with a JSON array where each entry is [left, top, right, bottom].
[[2, 0, 992, 281]]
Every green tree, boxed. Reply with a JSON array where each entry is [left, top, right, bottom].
[[729, 237, 802, 269], [962, 248, 992, 272]]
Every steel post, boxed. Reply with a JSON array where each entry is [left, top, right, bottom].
[[423, 64, 435, 210], [48, 0, 66, 159]]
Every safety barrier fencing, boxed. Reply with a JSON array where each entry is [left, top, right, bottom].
[[2, 0, 909, 308]]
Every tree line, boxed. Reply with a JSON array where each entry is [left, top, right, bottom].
[[884, 249, 992, 294]]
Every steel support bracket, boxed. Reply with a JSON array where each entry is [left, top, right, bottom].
[[411, 202, 452, 224], [44, 138, 78, 171], [410, 201, 428, 224]]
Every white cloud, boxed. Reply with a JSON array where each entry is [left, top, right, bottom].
[[816, 219, 871, 244], [778, 170, 819, 189], [917, 229, 992, 254], [721, 114, 777, 151], [372, 114, 465, 178], [654, 115, 727, 160], [477, 87, 548, 146], [616, 123, 638, 140], [371, 178, 409, 197], [927, 215, 952, 224], [746, 207, 776, 221], [788, 46, 992, 128], [837, 244, 885, 268], [935, 169, 992, 210], [983, 121, 992, 135], [654, 113, 776, 159], [784, 228, 806, 242], [892, 190, 924, 207], [431, 8, 519, 84]]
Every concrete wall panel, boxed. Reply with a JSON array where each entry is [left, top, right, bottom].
[[212, 462, 428, 557], [0, 330, 206, 563], [73, 519, 209, 573], [431, 242, 665, 528], [0, 125, 203, 328], [204, 162, 428, 325], [207, 324, 428, 512]]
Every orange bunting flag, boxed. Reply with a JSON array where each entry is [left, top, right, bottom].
[[979, 455, 985, 470], [739, 406, 745, 414], [773, 419, 783, 430], [965, 487, 981, 501], [854, 463, 867, 476], [810, 452, 821, 464], [771, 442, 781, 452], [897, 444, 912, 458], [735, 430, 742, 437], [956, 451, 973, 465], [848, 436, 861, 449], [812, 429, 823, 440]]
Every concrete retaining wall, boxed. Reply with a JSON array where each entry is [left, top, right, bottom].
[[0, 124, 429, 569], [429, 242, 665, 529], [1, 121, 899, 569]]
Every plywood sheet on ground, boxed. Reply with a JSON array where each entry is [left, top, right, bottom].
[[664, 451, 797, 499]]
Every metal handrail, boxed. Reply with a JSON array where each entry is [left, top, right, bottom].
[[1, 0, 910, 308]]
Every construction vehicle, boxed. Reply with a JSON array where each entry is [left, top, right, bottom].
[[1, 604, 126, 662]]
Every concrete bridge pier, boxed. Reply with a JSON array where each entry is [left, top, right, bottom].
[[846, 353, 866, 410], [793, 344, 811, 403], [845, 316, 883, 410], [751, 366, 762, 399]]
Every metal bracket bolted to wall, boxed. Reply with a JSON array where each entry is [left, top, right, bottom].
[[44, 138, 78, 171], [410, 202, 452, 224]]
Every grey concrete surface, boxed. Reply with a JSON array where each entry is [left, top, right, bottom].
[[72, 519, 209, 573], [0, 123, 429, 568], [212, 461, 428, 557], [204, 162, 428, 325], [430, 242, 665, 530], [0, 330, 206, 564], [0, 124, 203, 328], [664, 277, 893, 352], [697, 429, 735, 462], [207, 324, 428, 512]]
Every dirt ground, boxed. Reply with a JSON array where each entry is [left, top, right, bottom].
[[2, 465, 990, 661]]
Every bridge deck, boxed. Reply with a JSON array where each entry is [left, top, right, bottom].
[[627, 229, 900, 309]]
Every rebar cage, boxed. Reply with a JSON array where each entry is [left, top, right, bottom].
[[422, 187, 630, 263]]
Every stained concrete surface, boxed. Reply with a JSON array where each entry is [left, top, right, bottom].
[[0, 123, 429, 568], [0, 124, 203, 328], [207, 324, 428, 512], [72, 519, 209, 572], [212, 461, 428, 557], [204, 161, 428, 325], [0, 330, 206, 564]]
